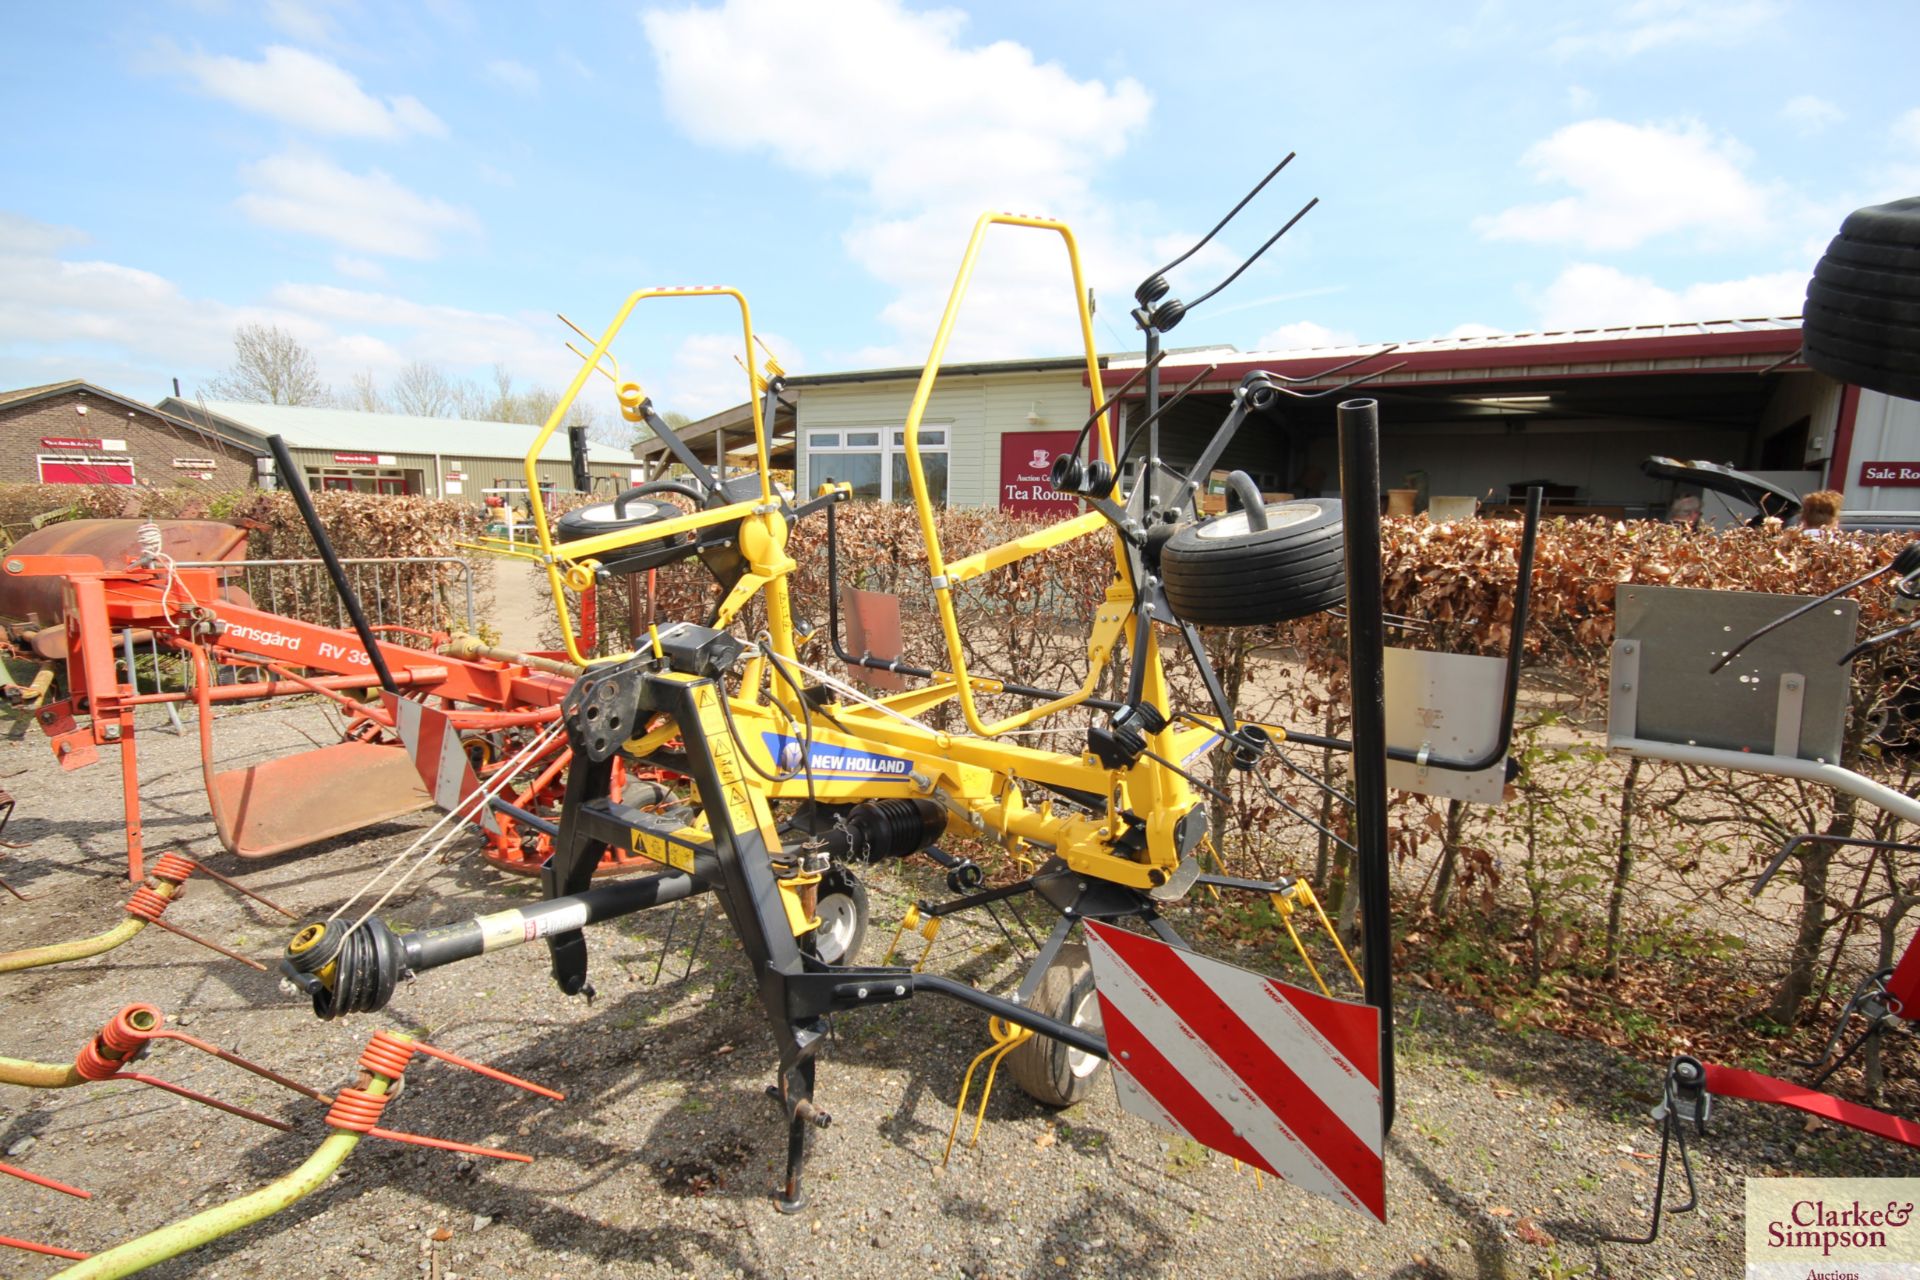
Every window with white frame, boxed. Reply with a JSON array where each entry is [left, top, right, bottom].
[[807, 426, 948, 505]]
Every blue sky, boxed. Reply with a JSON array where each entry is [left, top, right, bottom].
[[2, 0, 1917, 420]]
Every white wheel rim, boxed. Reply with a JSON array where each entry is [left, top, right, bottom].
[[1196, 501, 1323, 540], [815, 893, 859, 962], [1065, 990, 1102, 1078], [572, 501, 661, 526]]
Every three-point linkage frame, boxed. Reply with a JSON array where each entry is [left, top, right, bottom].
[[280, 157, 1541, 1211]]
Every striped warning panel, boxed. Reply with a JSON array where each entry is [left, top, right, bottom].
[[391, 696, 498, 833], [1084, 920, 1385, 1221]]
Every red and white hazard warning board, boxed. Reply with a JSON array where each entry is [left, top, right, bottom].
[[390, 695, 497, 833], [1085, 920, 1386, 1221]]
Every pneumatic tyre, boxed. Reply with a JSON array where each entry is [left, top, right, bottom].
[[1159, 498, 1345, 627], [555, 498, 696, 573], [1804, 197, 1920, 400], [1007, 943, 1105, 1107]]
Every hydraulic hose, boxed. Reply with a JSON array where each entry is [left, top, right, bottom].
[[0, 881, 180, 973], [47, 1076, 392, 1280]]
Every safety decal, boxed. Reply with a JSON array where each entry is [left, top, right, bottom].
[[1084, 920, 1386, 1221]]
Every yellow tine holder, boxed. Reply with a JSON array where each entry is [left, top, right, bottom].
[[1271, 889, 1333, 998], [943, 1017, 1032, 1165], [1300, 882, 1363, 989]]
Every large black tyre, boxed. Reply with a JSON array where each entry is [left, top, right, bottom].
[[1804, 304, 1920, 357], [1820, 235, 1920, 274], [1809, 258, 1920, 308], [1007, 943, 1105, 1107], [810, 866, 869, 965], [1159, 498, 1345, 627], [1801, 346, 1920, 403], [1832, 197, 1920, 248], [1805, 198, 1920, 399]]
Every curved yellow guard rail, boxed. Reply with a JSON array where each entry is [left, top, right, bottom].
[[898, 212, 1119, 737], [520, 287, 769, 666]]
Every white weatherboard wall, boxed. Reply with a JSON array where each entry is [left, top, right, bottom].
[[795, 369, 1094, 507], [1843, 389, 1920, 514]]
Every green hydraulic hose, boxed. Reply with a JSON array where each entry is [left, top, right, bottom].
[[0, 882, 178, 973], [48, 1075, 393, 1280]]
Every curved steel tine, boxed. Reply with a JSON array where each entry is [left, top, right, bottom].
[[1068, 350, 1167, 456], [1139, 153, 1295, 289], [1184, 198, 1319, 314], [1265, 345, 1403, 384], [1266, 360, 1408, 401]]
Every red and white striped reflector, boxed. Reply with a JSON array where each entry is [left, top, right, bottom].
[[392, 697, 498, 834], [1085, 920, 1385, 1220]]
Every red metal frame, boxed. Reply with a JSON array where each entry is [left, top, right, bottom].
[[11, 552, 580, 880]]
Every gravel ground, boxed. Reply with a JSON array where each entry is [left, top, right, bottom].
[[3, 700, 1919, 1280]]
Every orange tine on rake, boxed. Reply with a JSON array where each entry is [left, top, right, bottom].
[[0, 1234, 90, 1261], [0, 1160, 90, 1199], [111, 1071, 296, 1132], [175, 855, 298, 919], [409, 1040, 566, 1101], [365, 1126, 535, 1163], [146, 1027, 333, 1104], [142, 916, 269, 971]]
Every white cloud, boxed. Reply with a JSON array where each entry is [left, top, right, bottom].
[[656, 330, 806, 417], [1533, 262, 1808, 329], [265, 0, 340, 44], [236, 151, 479, 259], [1549, 0, 1785, 59], [176, 45, 446, 139], [1477, 118, 1769, 251], [332, 254, 387, 281], [1443, 322, 1507, 340], [1254, 320, 1356, 351], [0, 211, 86, 254], [0, 212, 583, 398], [485, 59, 540, 95], [642, 0, 1155, 362], [1781, 94, 1844, 136]]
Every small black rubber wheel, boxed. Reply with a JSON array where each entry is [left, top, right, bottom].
[[1804, 199, 1920, 399], [1007, 943, 1105, 1107], [1159, 498, 1345, 627], [555, 498, 697, 573], [556, 498, 679, 541], [810, 867, 868, 965]]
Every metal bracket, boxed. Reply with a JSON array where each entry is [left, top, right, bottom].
[[1773, 672, 1806, 759], [1608, 639, 1641, 744]]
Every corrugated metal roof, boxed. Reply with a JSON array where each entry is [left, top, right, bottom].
[[1106, 316, 1804, 369], [156, 399, 632, 464]]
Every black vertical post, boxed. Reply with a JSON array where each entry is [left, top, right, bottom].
[[567, 424, 592, 493], [1337, 397, 1394, 1131], [265, 434, 399, 695]]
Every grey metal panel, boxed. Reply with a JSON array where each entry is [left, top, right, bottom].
[[1383, 647, 1507, 804], [1611, 584, 1856, 762]]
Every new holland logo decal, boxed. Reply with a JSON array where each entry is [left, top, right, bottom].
[[762, 733, 914, 779]]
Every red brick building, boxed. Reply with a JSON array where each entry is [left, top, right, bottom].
[[0, 381, 262, 489]]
